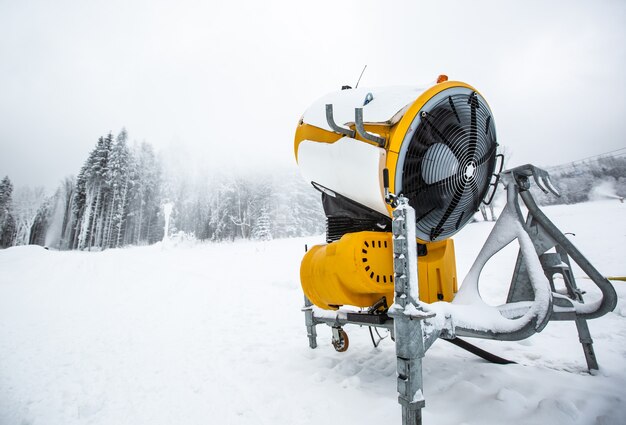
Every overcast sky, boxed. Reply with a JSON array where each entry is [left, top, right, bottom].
[[1, 0, 625, 188]]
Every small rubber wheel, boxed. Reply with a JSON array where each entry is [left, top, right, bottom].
[[332, 329, 349, 352]]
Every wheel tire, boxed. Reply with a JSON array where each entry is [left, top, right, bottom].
[[332, 329, 349, 352]]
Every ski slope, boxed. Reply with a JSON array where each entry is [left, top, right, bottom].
[[1, 200, 625, 425]]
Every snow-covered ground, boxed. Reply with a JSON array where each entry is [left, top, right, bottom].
[[1, 200, 625, 425]]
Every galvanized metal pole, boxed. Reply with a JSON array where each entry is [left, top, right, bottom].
[[303, 295, 318, 349], [391, 197, 426, 425]]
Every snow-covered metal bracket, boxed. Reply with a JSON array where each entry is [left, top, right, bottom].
[[301, 164, 617, 425], [447, 165, 617, 364], [504, 164, 618, 370]]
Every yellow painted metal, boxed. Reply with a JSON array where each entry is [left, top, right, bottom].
[[607, 276, 626, 282], [301, 232, 395, 310], [295, 79, 475, 309], [416, 239, 458, 303], [383, 81, 477, 200], [293, 80, 479, 218], [293, 120, 342, 161], [301, 232, 458, 310], [294, 121, 394, 162]]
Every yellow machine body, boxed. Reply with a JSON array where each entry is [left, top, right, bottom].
[[295, 78, 496, 310], [294, 80, 479, 222], [301, 231, 457, 310]]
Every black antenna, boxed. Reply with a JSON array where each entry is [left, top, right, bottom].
[[355, 65, 367, 88]]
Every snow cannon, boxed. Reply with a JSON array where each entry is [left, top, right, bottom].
[[295, 75, 618, 425], [295, 78, 500, 310]]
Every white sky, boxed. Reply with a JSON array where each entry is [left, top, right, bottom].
[[1, 0, 625, 188]]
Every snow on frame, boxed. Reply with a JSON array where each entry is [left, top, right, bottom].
[[432, 200, 553, 334], [0, 200, 625, 425]]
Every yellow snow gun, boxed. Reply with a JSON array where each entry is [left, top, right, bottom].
[[294, 75, 617, 425]]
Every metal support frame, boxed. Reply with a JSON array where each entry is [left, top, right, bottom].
[[303, 295, 318, 349], [299, 163, 617, 423], [388, 197, 428, 425], [507, 212, 593, 366], [506, 165, 617, 370]]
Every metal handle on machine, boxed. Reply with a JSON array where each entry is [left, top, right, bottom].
[[355, 108, 386, 147], [325, 104, 355, 138], [483, 153, 504, 206]]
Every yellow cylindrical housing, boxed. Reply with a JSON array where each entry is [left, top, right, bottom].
[[296, 77, 495, 310], [301, 232, 457, 310], [295, 79, 498, 243]]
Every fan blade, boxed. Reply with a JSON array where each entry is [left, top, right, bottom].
[[403, 173, 459, 198], [467, 93, 479, 163], [468, 178, 480, 210], [421, 143, 460, 184], [430, 183, 466, 240], [475, 144, 497, 167], [415, 205, 437, 223], [448, 96, 461, 124], [421, 113, 465, 161]]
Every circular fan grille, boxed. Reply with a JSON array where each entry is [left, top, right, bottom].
[[401, 91, 497, 241]]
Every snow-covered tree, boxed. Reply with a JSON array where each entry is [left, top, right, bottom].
[[0, 176, 16, 248], [44, 177, 76, 249], [103, 129, 131, 248], [13, 186, 46, 246], [252, 205, 272, 240], [29, 197, 53, 246]]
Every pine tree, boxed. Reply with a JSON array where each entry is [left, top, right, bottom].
[[29, 197, 52, 245], [0, 176, 16, 248], [72, 133, 113, 250], [104, 129, 130, 248], [13, 186, 46, 246], [59, 177, 76, 249], [0, 176, 13, 234], [252, 205, 272, 240], [44, 177, 76, 249]]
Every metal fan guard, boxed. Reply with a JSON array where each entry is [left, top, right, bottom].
[[396, 87, 498, 241]]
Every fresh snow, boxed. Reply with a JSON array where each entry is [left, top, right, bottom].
[[302, 85, 427, 131], [1, 200, 625, 425]]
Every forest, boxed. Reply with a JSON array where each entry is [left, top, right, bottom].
[[0, 130, 624, 251], [0, 129, 325, 250]]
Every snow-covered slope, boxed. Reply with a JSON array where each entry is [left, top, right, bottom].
[[0, 200, 625, 425]]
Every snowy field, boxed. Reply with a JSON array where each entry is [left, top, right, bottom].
[[1, 200, 625, 425]]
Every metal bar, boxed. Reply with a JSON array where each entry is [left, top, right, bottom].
[[390, 197, 425, 425], [575, 317, 599, 371], [303, 296, 318, 349], [519, 190, 617, 320], [454, 180, 553, 341], [309, 311, 394, 331], [354, 107, 386, 147], [325, 104, 355, 138], [443, 337, 516, 365]]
